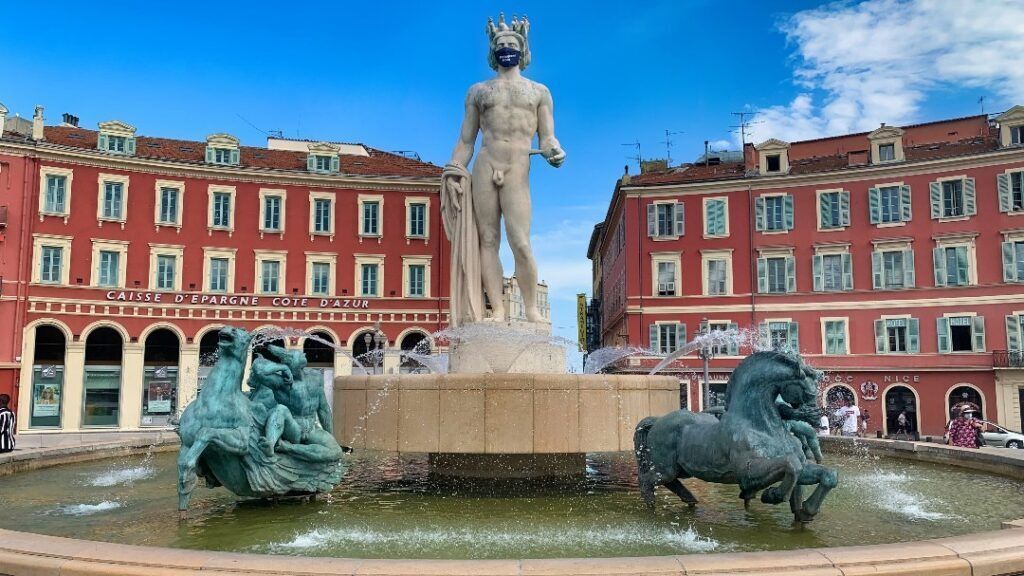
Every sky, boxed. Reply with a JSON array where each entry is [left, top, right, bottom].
[[2, 0, 1022, 348]]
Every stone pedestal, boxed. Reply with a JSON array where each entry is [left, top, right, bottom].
[[447, 321, 565, 374]]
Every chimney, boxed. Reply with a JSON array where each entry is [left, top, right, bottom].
[[61, 113, 79, 127], [0, 103, 7, 139], [32, 105, 44, 141]]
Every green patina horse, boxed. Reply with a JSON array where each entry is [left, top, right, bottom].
[[634, 351, 838, 522], [176, 326, 345, 514]]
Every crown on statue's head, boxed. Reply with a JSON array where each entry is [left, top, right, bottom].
[[486, 12, 529, 42]]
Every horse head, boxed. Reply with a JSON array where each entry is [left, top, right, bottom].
[[217, 326, 253, 362], [264, 343, 308, 380], [726, 352, 822, 414]]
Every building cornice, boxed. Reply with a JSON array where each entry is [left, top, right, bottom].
[[0, 140, 440, 193]]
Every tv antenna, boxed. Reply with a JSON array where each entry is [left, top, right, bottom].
[[730, 111, 762, 148], [662, 130, 684, 166], [621, 140, 642, 169]]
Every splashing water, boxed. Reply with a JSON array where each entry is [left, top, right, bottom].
[[88, 464, 156, 487], [53, 501, 122, 516]]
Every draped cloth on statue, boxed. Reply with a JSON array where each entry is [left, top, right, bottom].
[[441, 163, 484, 327]]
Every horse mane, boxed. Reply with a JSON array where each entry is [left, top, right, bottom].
[[723, 351, 801, 411]]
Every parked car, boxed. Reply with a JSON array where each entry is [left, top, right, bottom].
[[979, 420, 1024, 448]]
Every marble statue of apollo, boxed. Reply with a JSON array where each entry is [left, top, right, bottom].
[[441, 13, 565, 327]]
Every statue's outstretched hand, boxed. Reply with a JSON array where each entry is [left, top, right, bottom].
[[545, 146, 566, 168]]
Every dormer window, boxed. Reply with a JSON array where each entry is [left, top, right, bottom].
[[1012, 126, 1024, 146], [765, 154, 781, 173], [97, 120, 137, 156], [754, 139, 790, 175], [878, 143, 895, 162], [205, 133, 240, 165], [868, 124, 904, 164], [997, 106, 1024, 148], [306, 142, 340, 173]]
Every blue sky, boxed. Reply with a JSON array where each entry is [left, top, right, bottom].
[[3, 0, 1021, 346]]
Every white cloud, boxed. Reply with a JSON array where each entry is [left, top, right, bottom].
[[708, 139, 733, 151], [747, 0, 1024, 144]]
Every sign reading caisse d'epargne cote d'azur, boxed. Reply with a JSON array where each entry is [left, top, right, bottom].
[[104, 290, 370, 309]]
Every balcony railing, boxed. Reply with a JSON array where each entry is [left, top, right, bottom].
[[993, 350, 1024, 368]]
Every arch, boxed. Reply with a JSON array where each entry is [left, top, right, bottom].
[[138, 322, 187, 344], [32, 325, 68, 364], [193, 323, 227, 344], [882, 383, 921, 438], [342, 325, 389, 349], [80, 320, 130, 343], [303, 331, 336, 367], [143, 328, 181, 364], [396, 326, 434, 351], [299, 325, 341, 347], [945, 382, 987, 420], [22, 318, 73, 343], [822, 383, 856, 407], [351, 327, 387, 373]]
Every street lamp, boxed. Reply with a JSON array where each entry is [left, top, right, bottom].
[[695, 318, 715, 412]]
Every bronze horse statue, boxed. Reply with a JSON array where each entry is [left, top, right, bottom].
[[634, 352, 838, 522]]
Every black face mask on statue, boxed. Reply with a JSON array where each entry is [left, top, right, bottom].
[[494, 46, 521, 68]]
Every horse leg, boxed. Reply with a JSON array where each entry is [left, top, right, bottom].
[[639, 469, 658, 509], [177, 437, 210, 514], [740, 456, 800, 505], [739, 488, 758, 510], [794, 463, 838, 521], [663, 479, 698, 508]]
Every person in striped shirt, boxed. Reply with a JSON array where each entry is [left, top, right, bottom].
[[0, 394, 15, 453]]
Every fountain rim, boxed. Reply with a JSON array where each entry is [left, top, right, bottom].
[[1, 436, 1023, 576]]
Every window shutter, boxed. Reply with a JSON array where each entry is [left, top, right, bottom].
[[900, 185, 912, 221], [785, 256, 796, 293], [205, 147, 214, 163], [842, 252, 853, 290], [754, 197, 765, 231], [819, 193, 831, 228], [907, 318, 920, 353], [98, 133, 108, 151], [727, 322, 739, 355], [307, 155, 317, 171], [955, 247, 969, 285], [964, 178, 976, 216], [126, 137, 136, 155], [758, 322, 769, 350], [933, 247, 947, 287], [903, 249, 916, 288], [868, 187, 881, 224], [676, 323, 687, 352], [972, 316, 986, 352], [874, 319, 886, 353], [649, 324, 660, 353], [788, 322, 799, 352], [998, 173, 1012, 212], [757, 257, 767, 293], [936, 317, 950, 354], [783, 194, 794, 230], [230, 149, 240, 165], [929, 181, 942, 219], [812, 254, 823, 292], [1006, 315, 1022, 352], [699, 319, 709, 334], [872, 251, 882, 289], [1003, 241, 1018, 282], [673, 203, 685, 236], [647, 204, 656, 237], [840, 191, 851, 226], [836, 322, 847, 355], [331, 156, 340, 172]]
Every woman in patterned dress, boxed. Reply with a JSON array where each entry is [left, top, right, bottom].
[[946, 407, 982, 448]]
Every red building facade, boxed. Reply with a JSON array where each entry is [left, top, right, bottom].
[[589, 107, 1024, 438], [0, 107, 446, 441]]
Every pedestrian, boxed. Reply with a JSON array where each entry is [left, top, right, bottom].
[[833, 399, 860, 437], [859, 408, 871, 437], [818, 412, 830, 437], [895, 410, 910, 439], [0, 394, 15, 453], [947, 407, 982, 448]]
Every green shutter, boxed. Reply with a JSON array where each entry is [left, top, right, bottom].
[[784, 194, 794, 230], [929, 181, 942, 219], [97, 133, 108, 151], [676, 323, 687, 351], [900, 185, 912, 221], [819, 193, 832, 228], [674, 203, 685, 236], [307, 155, 317, 171], [874, 319, 886, 353], [755, 197, 765, 231], [1003, 241, 1018, 282], [758, 322, 769, 349], [903, 249, 916, 288], [869, 187, 881, 224], [649, 324, 659, 352], [836, 321, 847, 354], [1006, 315, 1021, 352], [205, 147, 214, 163], [972, 316, 986, 352], [727, 322, 739, 355], [812, 254, 823, 291], [842, 252, 853, 290], [936, 317, 951, 354], [785, 256, 796, 293], [331, 156, 340, 172], [964, 178, 976, 216], [933, 247, 947, 287], [125, 137, 136, 155], [872, 251, 883, 289], [647, 204, 656, 237], [955, 246, 969, 285], [788, 322, 799, 352], [840, 191, 851, 226], [907, 318, 920, 353], [230, 149, 240, 165], [998, 173, 1012, 212], [757, 257, 767, 293]]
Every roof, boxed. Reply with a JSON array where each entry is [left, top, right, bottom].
[[30, 126, 441, 179], [626, 161, 747, 186]]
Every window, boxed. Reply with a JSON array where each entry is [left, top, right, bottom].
[[315, 155, 333, 172], [707, 259, 728, 295], [647, 202, 683, 238], [765, 154, 781, 172], [314, 199, 332, 233], [210, 148, 237, 165], [818, 191, 849, 229], [758, 255, 794, 294], [101, 182, 124, 220], [97, 123, 136, 155], [1013, 126, 1024, 145], [649, 323, 686, 354], [762, 321, 798, 352], [871, 248, 915, 289], [1002, 240, 1024, 282], [408, 202, 427, 237], [263, 195, 282, 231], [874, 317, 920, 354], [212, 192, 231, 228], [704, 320, 739, 355], [997, 171, 1024, 213], [657, 261, 676, 296], [942, 180, 963, 217], [360, 263, 379, 296], [937, 315, 985, 354], [408, 264, 425, 297], [878, 143, 895, 162], [870, 184, 911, 224], [106, 135, 127, 153], [97, 251, 120, 287], [362, 201, 380, 236], [755, 195, 793, 232], [158, 187, 179, 225], [156, 255, 176, 290], [261, 260, 281, 294], [879, 186, 900, 223], [934, 245, 970, 287], [823, 320, 847, 355], [311, 262, 330, 295], [704, 198, 727, 236], [209, 258, 229, 292], [40, 246, 63, 284], [44, 175, 67, 214], [813, 253, 851, 292], [931, 178, 976, 219]]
